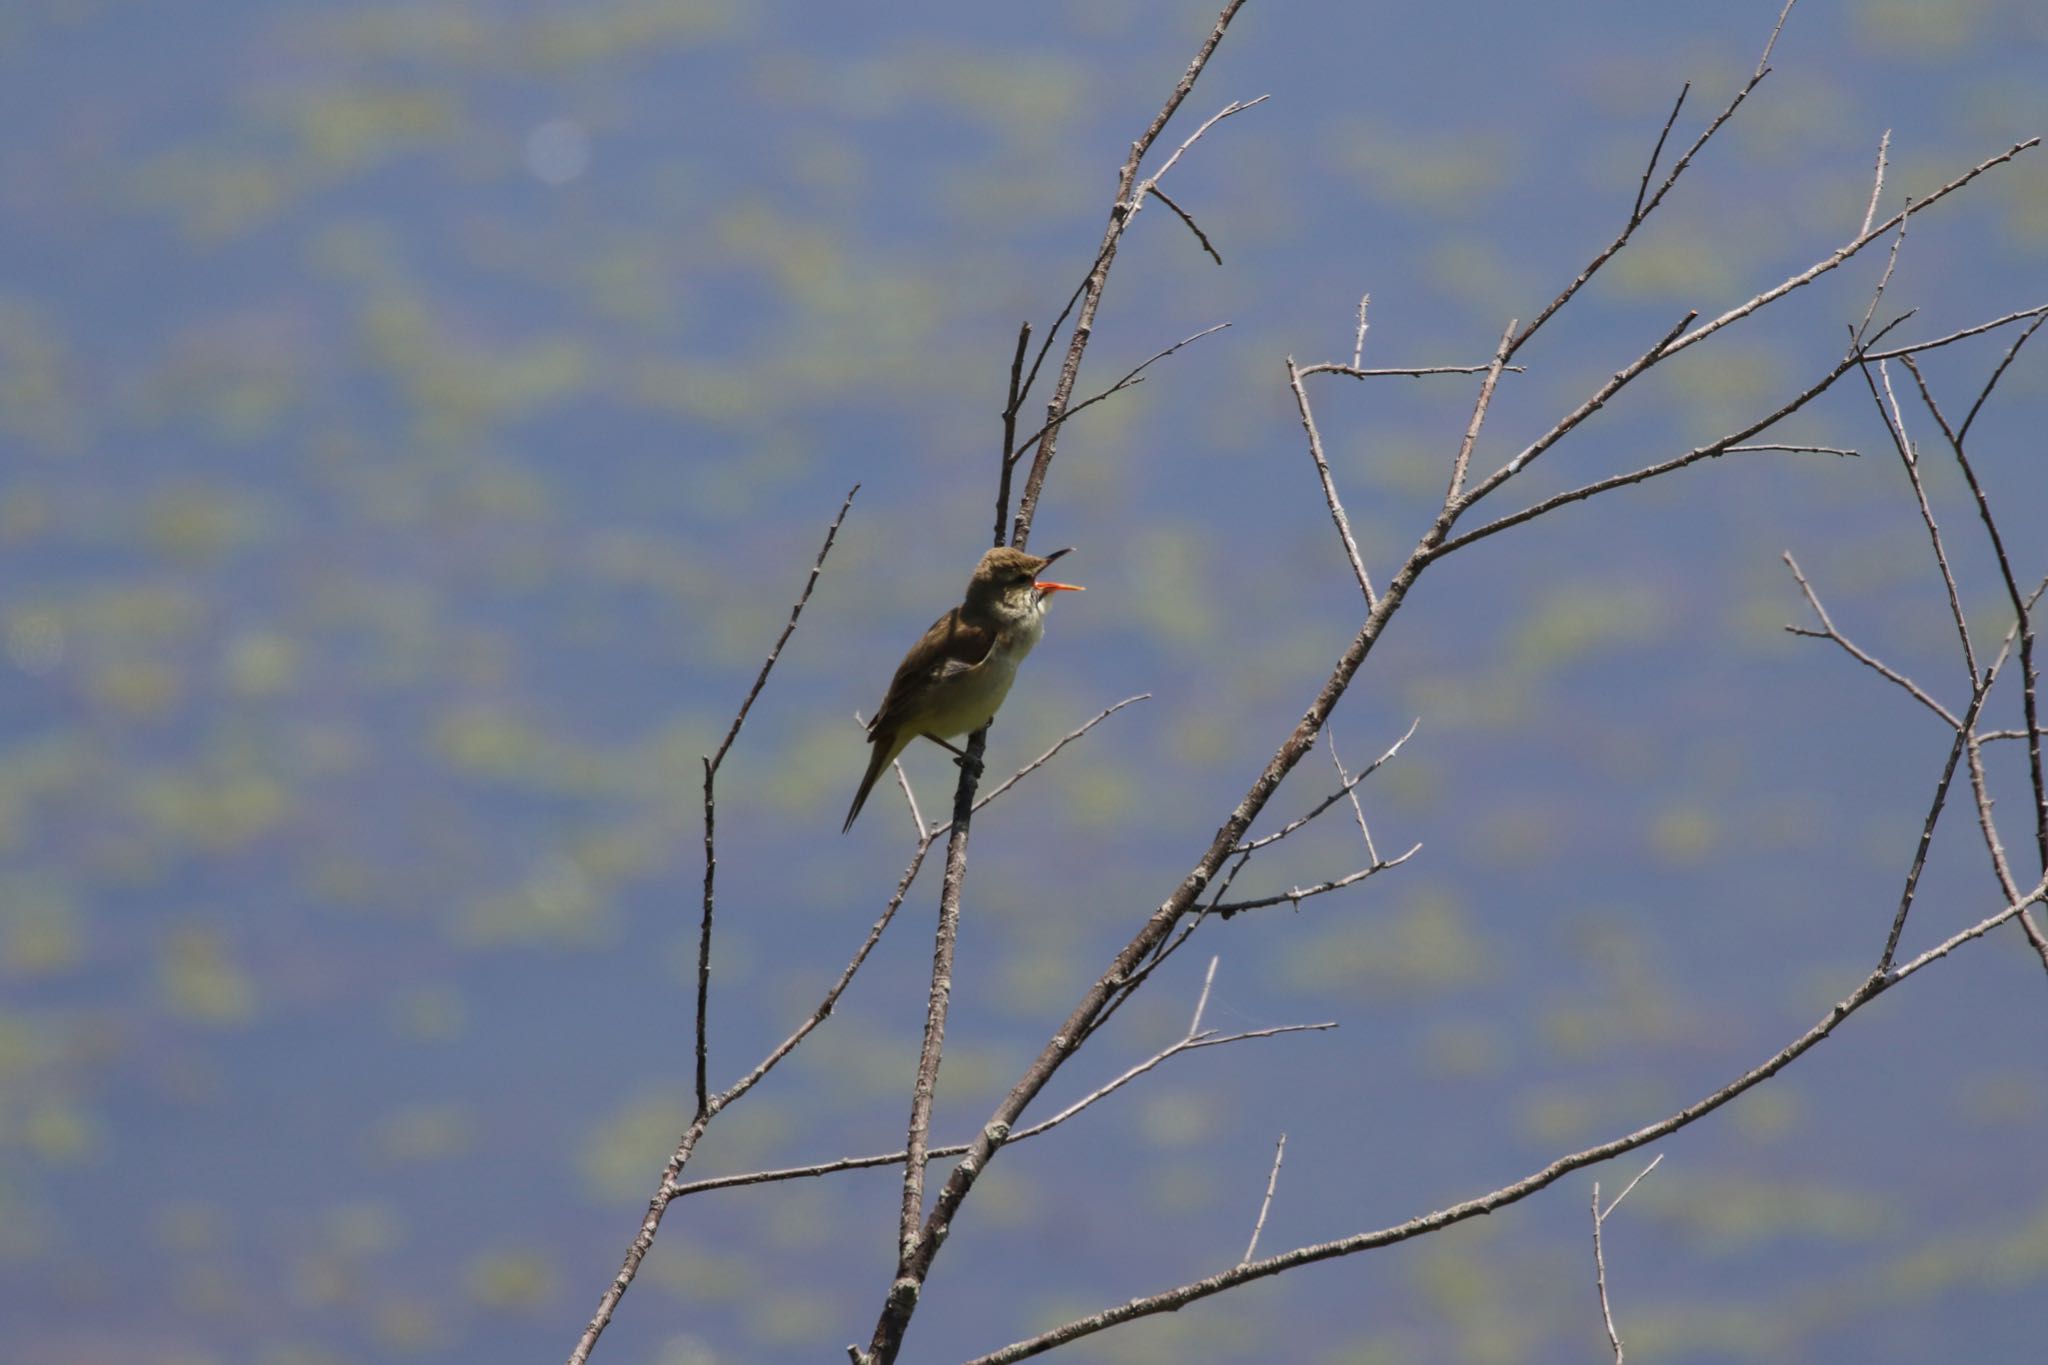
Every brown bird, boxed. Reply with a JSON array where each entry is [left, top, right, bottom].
[[843, 546, 1083, 832]]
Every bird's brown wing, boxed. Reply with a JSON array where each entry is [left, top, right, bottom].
[[867, 606, 997, 738]]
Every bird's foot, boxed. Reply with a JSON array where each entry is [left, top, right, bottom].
[[953, 751, 985, 779]]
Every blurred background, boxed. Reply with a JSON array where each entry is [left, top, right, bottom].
[[4, 1, 2047, 1361]]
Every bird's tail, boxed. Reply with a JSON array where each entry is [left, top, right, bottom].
[[843, 732, 897, 833]]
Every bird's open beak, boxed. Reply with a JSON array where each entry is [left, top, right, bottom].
[[1034, 546, 1080, 594]]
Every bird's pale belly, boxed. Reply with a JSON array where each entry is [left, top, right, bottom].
[[919, 650, 1021, 738]]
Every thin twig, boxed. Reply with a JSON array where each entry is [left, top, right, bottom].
[[1958, 310, 2048, 441], [1860, 359, 1977, 681], [1863, 304, 2048, 361], [893, 757, 927, 842], [1212, 845, 1422, 917], [1904, 321, 2048, 874], [1510, 0, 1791, 357], [1665, 138, 2040, 360], [1326, 724, 1384, 865], [1352, 293, 1370, 369], [700, 486, 858, 1115], [994, 321, 1033, 545], [1240, 1134, 1287, 1265], [1429, 322, 1910, 560], [668, 1017, 1333, 1198], [1726, 443, 1857, 457], [707, 486, 861, 776], [1448, 319, 1518, 503], [1860, 129, 1891, 238], [1134, 95, 1271, 198], [937, 694, 1152, 834], [873, 693, 1151, 845], [1151, 185, 1222, 264], [1603, 1153, 1665, 1219], [1878, 688, 1989, 973], [1010, 325, 1231, 468], [1853, 204, 1910, 346], [1287, 356, 1377, 609], [1471, 312, 1695, 500], [1298, 361, 1530, 380], [1781, 552, 1959, 727], [1592, 1154, 1665, 1365], [1232, 717, 1418, 855], [1963, 628, 2048, 973], [1631, 84, 1690, 224]]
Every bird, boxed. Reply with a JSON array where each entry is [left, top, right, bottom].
[[843, 545, 1083, 832]]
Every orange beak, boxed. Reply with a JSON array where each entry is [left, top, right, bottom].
[[1034, 546, 1080, 595]]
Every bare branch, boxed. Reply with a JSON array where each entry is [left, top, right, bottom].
[[709, 485, 861, 776], [1189, 955, 1220, 1032], [1726, 443, 1857, 457], [1665, 138, 2039, 359], [1298, 361, 1529, 380], [1448, 319, 1518, 504], [1133, 95, 1271, 199], [1957, 311, 2048, 442], [667, 991, 1333, 1201], [1980, 728, 2043, 744], [1287, 356, 1378, 609], [1852, 201, 1910, 346], [1781, 551, 1959, 728], [1859, 129, 1891, 238], [927, 694, 1153, 834], [1352, 292, 1370, 369], [994, 321, 1033, 545], [1602, 1153, 1665, 1220], [1470, 312, 1695, 500], [1010, 0, 1256, 550], [892, 755, 928, 842], [1863, 303, 2048, 361], [1914, 331, 2048, 886], [962, 879, 2048, 1365], [1878, 688, 1989, 973], [1963, 638, 2048, 975], [1233, 717, 1419, 855], [1511, 0, 1791, 358], [1432, 338, 1873, 560], [1903, 335, 2048, 928], [1630, 84, 1689, 224], [1010, 324, 1231, 468], [1212, 845, 1422, 917], [1592, 1154, 1665, 1365], [895, 729, 983, 1275], [701, 485, 859, 1114], [1327, 722, 1385, 865], [1150, 185, 1222, 264], [1858, 358, 1977, 680], [1240, 1134, 1288, 1265], [571, 818, 927, 1365]]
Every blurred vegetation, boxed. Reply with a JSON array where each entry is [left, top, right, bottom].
[[3, 0, 2045, 1361]]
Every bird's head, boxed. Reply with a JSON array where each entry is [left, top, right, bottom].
[[966, 546, 1084, 620]]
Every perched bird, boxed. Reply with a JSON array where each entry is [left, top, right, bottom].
[[844, 546, 1083, 832]]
